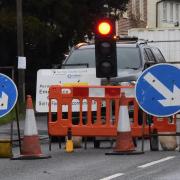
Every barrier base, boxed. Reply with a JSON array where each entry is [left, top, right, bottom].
[[0, 140, 13, 158], [11, 154, 51, 160], [105, 151, 144, 155]]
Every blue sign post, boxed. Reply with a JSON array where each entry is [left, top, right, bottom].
[[0, 73, 18, 118], [135, 64, 180, 117]]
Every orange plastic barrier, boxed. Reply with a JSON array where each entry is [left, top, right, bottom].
[[152, 116, 176, 132], [48, 85, 176, 138]]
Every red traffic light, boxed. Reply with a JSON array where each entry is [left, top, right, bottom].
[[97, 21, 112, 35], [95, 18, 117, 78]]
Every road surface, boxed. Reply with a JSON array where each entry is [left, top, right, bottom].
[[0, 140, 180, 180]]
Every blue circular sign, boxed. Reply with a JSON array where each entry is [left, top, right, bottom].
[[0, 73, 18, 118], [135, 64, 180, 117]]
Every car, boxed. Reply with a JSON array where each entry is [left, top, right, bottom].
[[62, 39, 166, 148], [63, 40, 166, 85]]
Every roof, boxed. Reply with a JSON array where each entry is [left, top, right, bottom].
[[75, 42, 138, 50]]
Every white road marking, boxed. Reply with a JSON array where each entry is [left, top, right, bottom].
[[138, 156, 175, 168], [99, 173, 125, 180]]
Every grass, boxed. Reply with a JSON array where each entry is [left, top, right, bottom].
[[0, 104, 25, 125], [0, 100, 33, 126], [0, 109, 16, 125]]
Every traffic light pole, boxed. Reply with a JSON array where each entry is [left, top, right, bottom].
[[106, 77, 110, 85]]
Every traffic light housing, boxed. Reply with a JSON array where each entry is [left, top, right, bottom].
[[95, 18, 117, 78]]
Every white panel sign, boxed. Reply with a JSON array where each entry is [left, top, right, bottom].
[[18, 56, 26, 69], [36, 68, 100, 112]]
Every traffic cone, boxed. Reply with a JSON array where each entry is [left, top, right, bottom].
[[113, 93, 135, 153], [11, 95, 51, 160], [106, 93, 144, 155]]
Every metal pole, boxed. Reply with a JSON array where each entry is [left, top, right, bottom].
[[16, 0, 25, 105], [12, 67, 22, 153]]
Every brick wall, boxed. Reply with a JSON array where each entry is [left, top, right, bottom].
[[117, 0, 147, 36]]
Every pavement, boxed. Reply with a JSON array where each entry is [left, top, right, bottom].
[[0, 114, 48, 139], [1, 112, 180, 149]]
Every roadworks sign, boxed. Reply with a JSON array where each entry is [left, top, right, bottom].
[[36, 68, 100, 112]]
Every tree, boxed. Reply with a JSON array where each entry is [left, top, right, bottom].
[[0, 0, 129, 95]]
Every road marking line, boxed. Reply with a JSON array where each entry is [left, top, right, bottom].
[[99, 173, 124, 180], [138, 156, 175, 168]]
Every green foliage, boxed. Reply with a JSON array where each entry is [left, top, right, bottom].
[[0, 12, 16, 32], [0, 109, 15, 125]]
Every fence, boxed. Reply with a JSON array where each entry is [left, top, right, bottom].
[[48, 85, 177, 139]]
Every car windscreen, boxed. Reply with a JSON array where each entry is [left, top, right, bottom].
[[65, 47, 141, 69], [65, 48, 95, 68], [117, 47, 141, 69]]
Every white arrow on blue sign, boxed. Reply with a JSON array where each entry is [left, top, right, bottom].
[[0, 73, 18, 118], [135, 64, 180, 117]]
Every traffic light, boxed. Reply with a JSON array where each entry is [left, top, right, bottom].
[[95, 18, 117, 78]]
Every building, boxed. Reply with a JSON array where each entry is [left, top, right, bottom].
[[157, 0, 180, 28], [117, 0, 180, 36]]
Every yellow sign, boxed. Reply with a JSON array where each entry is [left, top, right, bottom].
[[63, 82, 88, 86]]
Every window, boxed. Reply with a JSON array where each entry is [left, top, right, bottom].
[[65, 47, 141, 69], [176, 4, 179, 22], [163, 2, 167, 21], [170, 3, 173, 22], [143, 50, 149, 62], [132, 0, 137, 17], [65, 48, 95, 67], [152, 48, 165, 63], [144, 48, 156, 62], [139, 0, 144, 21], [116, 47, 141, 69]]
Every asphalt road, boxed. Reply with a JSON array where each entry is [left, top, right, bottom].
[[1, 140, 180, 180]]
